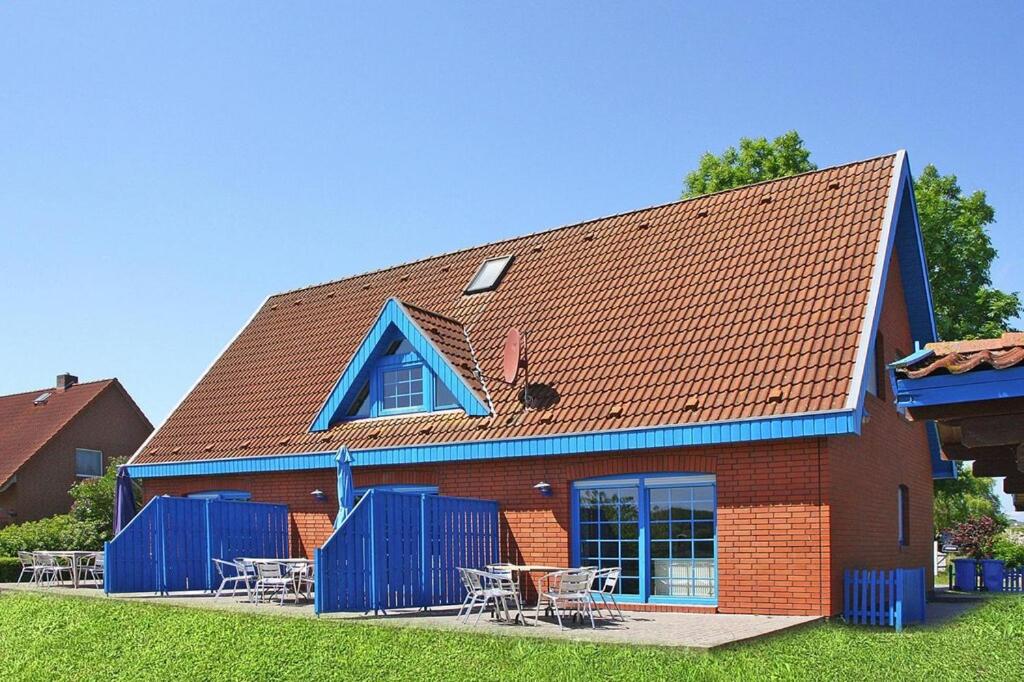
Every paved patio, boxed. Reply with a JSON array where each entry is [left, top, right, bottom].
[[1, 581, 820, 649]]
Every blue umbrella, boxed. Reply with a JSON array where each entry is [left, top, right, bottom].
[[334, 447, 355, 530], [113, 467, 137, 535]]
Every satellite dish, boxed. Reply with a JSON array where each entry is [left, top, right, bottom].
[[502, 328, 524, 384]]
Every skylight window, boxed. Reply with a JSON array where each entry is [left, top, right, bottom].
[[33, 392, 51, 405], [465, 255, 514, 294]]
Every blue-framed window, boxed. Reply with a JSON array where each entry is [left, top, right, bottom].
[[185, 490, 252, 501], [572, 473, 717, 605], [345, 334, 460, 419]]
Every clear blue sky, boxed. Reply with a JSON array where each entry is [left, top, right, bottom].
[[2, 3, 1021, 517]]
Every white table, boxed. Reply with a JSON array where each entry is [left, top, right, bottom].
[[38, 551, 99, 588], [238, 558, 312, 603]]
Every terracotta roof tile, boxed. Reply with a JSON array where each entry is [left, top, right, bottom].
[[0, 380, 117, 485], [896, 333, 1024, 378], [134, 154, 898, 464]]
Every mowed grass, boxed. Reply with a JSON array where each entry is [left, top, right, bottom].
[[1, 592, 1022, 681]]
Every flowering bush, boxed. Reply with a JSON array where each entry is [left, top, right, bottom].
[[949, 515, 1001, 560]]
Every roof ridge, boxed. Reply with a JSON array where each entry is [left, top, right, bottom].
[[0, 378, 116, 401], [267, 151, 901, 299]]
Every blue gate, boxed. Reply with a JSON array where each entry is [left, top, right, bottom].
[[843, 567, 926, 631], [314, 490, 499, 614], [104, 496, 289, 594]]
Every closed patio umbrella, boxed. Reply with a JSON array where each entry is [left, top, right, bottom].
[[113, 467, 137, 535], [334, 447, 355, 530]]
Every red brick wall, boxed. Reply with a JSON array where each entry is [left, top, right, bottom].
[[143, 440, 835, 615], [826, 251, 935, 608], [0, 383, 153, 525]]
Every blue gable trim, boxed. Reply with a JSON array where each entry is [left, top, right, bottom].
[[124, 409, 859, 479], [309, 298, 489, 431]]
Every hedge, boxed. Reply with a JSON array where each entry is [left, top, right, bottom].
[[0, 557, 21, 583]]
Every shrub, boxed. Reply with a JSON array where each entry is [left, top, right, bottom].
[[0, 515, 106, 556], [0, 556, 21, 582], [948, 515, 1001, 559], [992, 534, 1024, 569]]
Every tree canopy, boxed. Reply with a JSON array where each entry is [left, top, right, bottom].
[[681, 131, 816, 199], [934, 462, 1008, 533], [913, 165, 1020, 340]]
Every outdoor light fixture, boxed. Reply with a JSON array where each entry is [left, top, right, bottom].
[[533, 481, 552, 497], [310, 489, 327, 501], [862, 408, 871, 425]]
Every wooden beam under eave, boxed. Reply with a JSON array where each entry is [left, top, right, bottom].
[[942, 442, 1017, 461], [937, 422, 962, 447], [972, 454, 1021, 477], [905, 396, 1024, 422], [1015, 494, 1024, 512], [960, 415, 1024, 448], [1004, 475, 1024, 495]]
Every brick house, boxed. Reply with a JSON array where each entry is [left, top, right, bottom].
[[125, 152, 951, 616], [0, 374, 152, 526]]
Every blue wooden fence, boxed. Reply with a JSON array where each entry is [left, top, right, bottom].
[[314, 490, 499, 614], [951, 561, 1024, 593], [843, 568, 926, 631], [105, 496, 289, 594]]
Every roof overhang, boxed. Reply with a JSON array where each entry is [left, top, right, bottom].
[[123, 407, 859, 479]]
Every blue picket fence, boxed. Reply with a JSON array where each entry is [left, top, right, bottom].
[[1004, 567, 1024, 592], [951, 560, 1024, 593], [843, 568, 926, 631], [105, 496, 289, 594], [315, 490, 499, 614]]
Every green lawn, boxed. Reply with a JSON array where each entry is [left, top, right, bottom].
[[1, 592, 1022, 681]]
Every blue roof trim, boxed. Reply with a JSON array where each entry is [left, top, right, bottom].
[[309, 298, 489, 431], [124, 409, 859, 479], [893, 365, 1024, 409]]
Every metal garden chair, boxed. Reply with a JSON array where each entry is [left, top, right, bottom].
[[486, 564, 525, 623], [458, 568, 517, 624], [212, 558, 252, 600], [33, 552, 73, 586], [534, 569, 597, 630], [587, 567, 625, 621], [17, 551, 40, 584], [253, 561, 294, 605]]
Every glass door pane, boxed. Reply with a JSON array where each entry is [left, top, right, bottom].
[[648, 484, 716, 598], [577, 486, 640, 596]]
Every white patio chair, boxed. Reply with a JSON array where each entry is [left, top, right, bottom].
[[486, 564, 524, 622], [291, 563, 314, 601], [212, 559, 251, 600], [587, 567, 625, 621], [33, 552, 73, 586], [17, 552, 40, 584], [77, 552, 104, 586], [254, 561, 294, 605], [458, 568, 516, 624], [534, 569, 597, 630]]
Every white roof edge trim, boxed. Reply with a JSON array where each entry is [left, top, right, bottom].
[[845, 150, 907, 410], [126, 294, 273, 466]]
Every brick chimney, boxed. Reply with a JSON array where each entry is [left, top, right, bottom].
[[56, 373, 78, 391]]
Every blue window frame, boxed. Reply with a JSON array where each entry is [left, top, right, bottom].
[[572, 473, 717, 606], [185, 489, 252, 501], [345, 333, 461, 419]]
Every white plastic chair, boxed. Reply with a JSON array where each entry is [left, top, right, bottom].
[[486, 564, 524, 622], [588, 567, 625, 621], [78, 552, 104, 586], [212, 559, 251, 599], [292, 563, 314, 601], [534, 569, 597, 629]]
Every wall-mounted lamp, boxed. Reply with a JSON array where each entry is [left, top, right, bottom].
[[862, 408, 871, 425], [310, 489, 327, 501], [533, 481, 552, 497]]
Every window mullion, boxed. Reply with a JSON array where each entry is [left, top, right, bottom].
[[639, 482, 650, 603]]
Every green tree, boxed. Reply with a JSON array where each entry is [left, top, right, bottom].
[[934, 463, 1007, 534], [681, 131, 816, 198], [69, 457, 134, 529], [914, 165, 1020, 340]]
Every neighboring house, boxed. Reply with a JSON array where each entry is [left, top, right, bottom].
[[125, 151, 952, 616], [0, 374, 153, 526]]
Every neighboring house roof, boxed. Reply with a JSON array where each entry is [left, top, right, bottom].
[[892, 333, 1024, 378], [0, 380, 119, 487], [131, 152, 926, 471]]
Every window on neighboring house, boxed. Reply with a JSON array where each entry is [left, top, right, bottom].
[[340, 334, 463, 421], [898, 484, 910, 546], [74, 449, 103, 478], [185, 490, 252, 501], [573, 474, 717, 605]]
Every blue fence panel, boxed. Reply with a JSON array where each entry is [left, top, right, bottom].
[[1005, 567, 1024, 593], [315, 490, 499, 614], [843, 567, 926, 631], [105, 496, 289, 594]]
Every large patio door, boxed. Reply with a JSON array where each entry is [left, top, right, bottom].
[[572, 474, 717, 605]]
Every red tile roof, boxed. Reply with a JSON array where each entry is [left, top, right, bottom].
[[895, 333, 1024, 378], [0, 380, 117, 486], [133, 154, 899, 465], [400, 300, 488, 402]]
